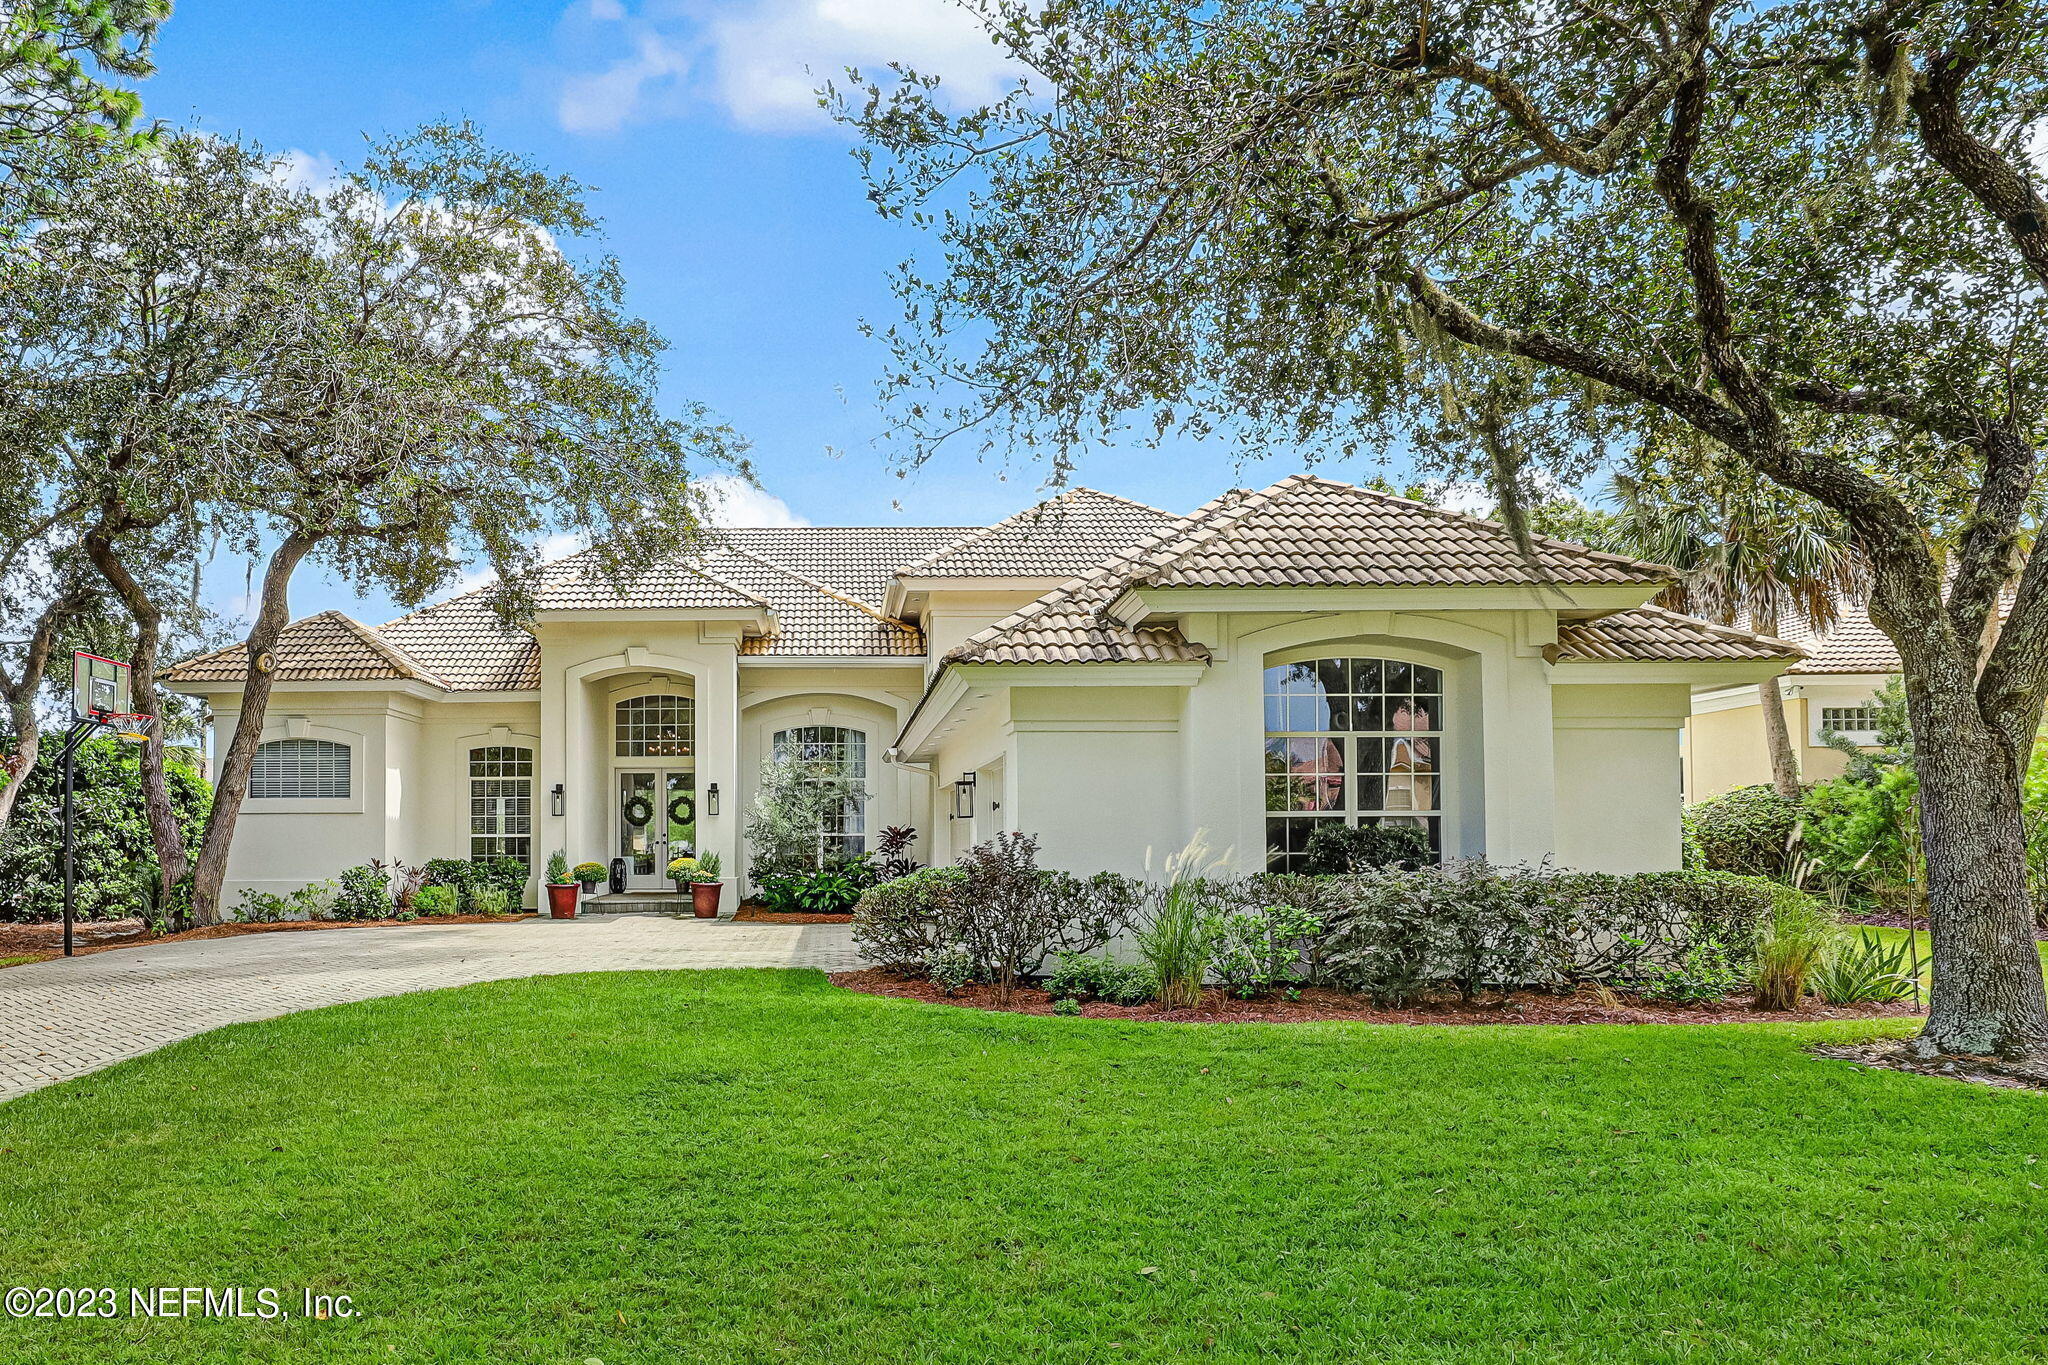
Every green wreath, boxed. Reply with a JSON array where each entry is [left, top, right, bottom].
[[622, 795, 655, 828], [668, 794, 696, 827]]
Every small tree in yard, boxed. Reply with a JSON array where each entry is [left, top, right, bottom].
[[842, 1, 2048, 1060], [5, 126, 742, 923], [746, 749, 869, 876]]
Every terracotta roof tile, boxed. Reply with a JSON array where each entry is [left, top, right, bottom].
[[895, 488, 1176, 579], [166, 611, 444, 686], [1550, 606, 1804, 664], [376, 594, 541, 691], [1129, 474, 1671, 589]]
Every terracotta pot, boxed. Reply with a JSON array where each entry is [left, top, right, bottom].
[[546, 883, 579, 919], [691, 880, 723, 919]]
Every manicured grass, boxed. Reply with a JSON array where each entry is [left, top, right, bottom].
[[1, 971, 2044, 1363]]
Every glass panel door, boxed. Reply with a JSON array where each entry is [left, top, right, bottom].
[[665, 770, 697, 863], [619, 770, 661, 889]]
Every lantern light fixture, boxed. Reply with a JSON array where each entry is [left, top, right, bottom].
[[952, 771, 977, 820], [706, 782, 720, 816], [550, 783, 565, 818]]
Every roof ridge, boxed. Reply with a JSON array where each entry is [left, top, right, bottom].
[[539, 545, 775, 613], [1119, 483, 1280, 585], [892, 487, 1175, 578], [715, 542, 917, 630], [326, 611, 445, 684], [1317, 475, 1681, 580]]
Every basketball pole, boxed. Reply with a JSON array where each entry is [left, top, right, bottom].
[[54, 717, 105, 958]]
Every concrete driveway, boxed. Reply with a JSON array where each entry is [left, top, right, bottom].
[[0, 915, 859, 1102]]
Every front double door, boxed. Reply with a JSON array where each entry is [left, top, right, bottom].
[[617, 768, 697, 891]]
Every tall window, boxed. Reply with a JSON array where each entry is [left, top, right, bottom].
[[772, 725, 868, 859], [470, 746, 534, 863], [249, 738, 351, 800], [616, 695, 694, 757], [1264, 658, 1443, 871]]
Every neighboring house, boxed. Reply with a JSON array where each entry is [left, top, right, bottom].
[[165, 474, 1800, 906]]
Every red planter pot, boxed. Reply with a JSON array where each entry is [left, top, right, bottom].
[[546, 883, 579, 919], [690, 881, 723, 919]]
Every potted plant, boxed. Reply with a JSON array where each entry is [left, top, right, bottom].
[[667, 854, 698, 893], [688, 851, 724, 919], [572, 862, 606, 897], [545, 849, 578, 919]]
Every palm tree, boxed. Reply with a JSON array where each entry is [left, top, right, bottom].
[[1606, 458, 1868, 799]]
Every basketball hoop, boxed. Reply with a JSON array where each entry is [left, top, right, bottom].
[[105, 713, 157, 744]]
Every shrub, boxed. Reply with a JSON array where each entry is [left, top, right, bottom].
[[1302, 821, 1433, 874], [851, 867, 969, 970], [872, 825, 922, 880], [468, 884, 512, 916], [1052, 996, 1083, 1016], [413, 884, 458, 917], [422, 857, 529, 910], [1752, 885, 1836, 1010], [371, 859, 428, 912], [758, 858, 879, 914], [1813, 931, 1920, 1005], [953, 833, 1074, 1001], [923, 943, 974, 995], [1204, 903, 1324, 998], [1138, 837, 1229, 1009], [0, 738, 211, 922], [1685, 785, 1801, 877], [1046, 953, 1156, 1006], [234, 881, 334, 924], [329, 864, 393, 921], [545, 849, 571, 885], [1636, 938, 1747, 1004], [1801, 768, 1920, 906]]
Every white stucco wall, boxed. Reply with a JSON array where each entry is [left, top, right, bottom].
[[1551, 682, 1690, 873]]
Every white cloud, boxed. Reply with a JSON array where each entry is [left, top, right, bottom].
[[269, 148, 346, 196], [552, 0, 1019, 135], [701, 474, 808, 527]]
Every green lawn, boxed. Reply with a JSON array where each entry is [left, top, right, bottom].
[[1, 971, 2044, 1364]]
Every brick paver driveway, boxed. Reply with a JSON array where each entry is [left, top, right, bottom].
[[0, 915, 858, 1101]]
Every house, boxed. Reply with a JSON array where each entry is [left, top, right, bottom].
[[164, 474, 1802, 907], [1680, 598, 1918, 802]]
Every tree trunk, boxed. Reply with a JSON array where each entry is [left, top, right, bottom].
[[188, 533, 317, 926], [1758, 674, 1800, 799], [0, 595, 85, 836], [85, 533, 190, 903], [1904, 676, 2048, 1058]]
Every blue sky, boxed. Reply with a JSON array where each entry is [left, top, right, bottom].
[[143, 0, 1396, 627]]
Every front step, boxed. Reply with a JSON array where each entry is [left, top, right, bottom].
[[581, 894, 693, 916]]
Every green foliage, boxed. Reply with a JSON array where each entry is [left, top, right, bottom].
[[1637, 939, 1748, 1006], [693, 851, 722, 883], [0, 737, 209, 921], [0, 0, 166, 197], [467, 884, 512, 917], [1137, 841, 1228, 1010], [329, 865, 392, 922], [850, 867, 970, 971], [1814, 932, 1920, 1006], [922, 944, 974, 995], [1301, 821, 1433, 874], [412, 885, 457, 918], [1204, 904, 1324, 998], [1046, 953, 1156, 1007], [545, 850, 571, 885], [1051, 996, 1083, 1017], [1801, 767, 1921, 906], [571, 862, 606, 888], [232, 881, 334, 925], [1752, 886, 1837, 1011], [745, 750, 869, 878], [1685, 785, 1801, 879], [1818, 676, 1912, 785], [421, 858, 528, 911]]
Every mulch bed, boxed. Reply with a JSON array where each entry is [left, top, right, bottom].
[[1809, 1039, 2048, 1091], [732, 902, 853, 925], [0, 913, 534, 966], [829, 969, 1924, 1026]]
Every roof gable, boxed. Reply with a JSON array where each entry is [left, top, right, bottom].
[[166, 611, 444, 686]]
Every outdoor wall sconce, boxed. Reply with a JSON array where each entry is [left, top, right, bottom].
[[550, 783, 565, 818], [952, 772, 977, 820], [706, 782, 720, 816]]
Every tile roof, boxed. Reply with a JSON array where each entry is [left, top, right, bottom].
[[716, 526, 975, 604], [711, 548, 925, 657], [1123, 473, 1671, 589], [530, 549, 771, 612], [376, 593, 543, 691], [166, 611, 443, 686], [894, 488, 1176, 579], [1549, 606, 1805, 664]]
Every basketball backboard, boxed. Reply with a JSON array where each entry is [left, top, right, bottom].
[[72, 652, 131, 722]]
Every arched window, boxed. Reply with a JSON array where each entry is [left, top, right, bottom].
[[771, 725, 868, 860], [1263, 658, 1443, 871], [249, 738, 351, 800], [469, 746, 534, 863], [615, 695, 694, 757]]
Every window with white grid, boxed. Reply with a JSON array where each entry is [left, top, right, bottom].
[[249, 739, 351, 800], [1819, 704, 1881, 743], [615, 695, 694, 757], [1263, 658, 1444, 871], [772, 725, 868, 860], [469, 746, 534, 863]]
